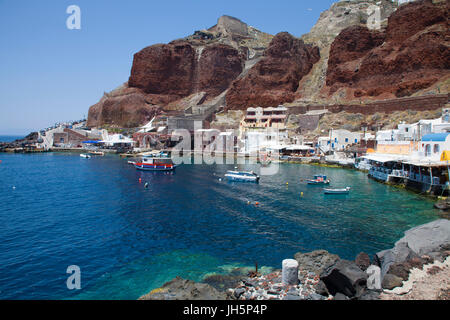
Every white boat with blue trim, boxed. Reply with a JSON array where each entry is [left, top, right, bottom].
[[323, 187, 351, 194], [224, 170, 260, 183]]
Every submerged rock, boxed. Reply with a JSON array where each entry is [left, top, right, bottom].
[[139, 277, 228, 300]]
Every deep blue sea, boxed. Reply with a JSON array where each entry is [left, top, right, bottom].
[[0, 136, 24, 143], [0, 152, 440, 299]]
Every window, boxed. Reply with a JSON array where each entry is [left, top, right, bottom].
[[434, 144, 440, 154], [425, 144, 431, 156], [345, 138, 348, 143]]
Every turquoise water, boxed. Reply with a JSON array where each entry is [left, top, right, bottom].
[[0, 153, 440, 299]]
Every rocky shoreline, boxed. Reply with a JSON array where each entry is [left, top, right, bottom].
[[139, 219, 450, 300]]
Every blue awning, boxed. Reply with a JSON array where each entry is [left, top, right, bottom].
[[82, 140, 101, 144], [422, 133, 450, 142]]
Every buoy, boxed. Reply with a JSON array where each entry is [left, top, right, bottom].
[[255, 202, 259, 206], [247, 201, 250, 205], [12, 186, 16, 190], [219, 178, 222, 181], [286, 182, 288, 185], [144, 182, 149, 188], [139, 178, 142, 183], [300, 192, 304, 197]]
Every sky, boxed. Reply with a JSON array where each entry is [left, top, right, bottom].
[[0, 0, 336, 135]]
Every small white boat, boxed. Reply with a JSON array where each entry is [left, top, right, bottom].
[[224, 170, 260, 183], [323, 187, 351, 194], [80, 153, 91, 159]]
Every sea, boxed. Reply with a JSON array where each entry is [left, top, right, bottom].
[[0, 152, 441, 299], [0, 135, 24, 143]]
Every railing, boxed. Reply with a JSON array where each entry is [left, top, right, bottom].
[[370, 168, 443, 185]]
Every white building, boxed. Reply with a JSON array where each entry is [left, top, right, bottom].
[[418, 133, 450, 162], [318, 129, 362, 151]]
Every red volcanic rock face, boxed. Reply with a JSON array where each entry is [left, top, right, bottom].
[[326, 0, 449, 100], [87, 87, 160, 128], [88, 42, 245, 127], [128, 41, 196, 98], [128, 41, 245, 102], [197, 44, 246, 98], [225, 32, 320, 109]]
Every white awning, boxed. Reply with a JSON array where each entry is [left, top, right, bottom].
[[361, 154, 408, 163], [285, 145, 314, 151]]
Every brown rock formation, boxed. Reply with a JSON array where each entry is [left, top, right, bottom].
[[225, 32, 320, 110], [86, 85, 160, 128], [128, 41, 245, 102], [325, 0, 450, 101], [128, 41, 196, 99]]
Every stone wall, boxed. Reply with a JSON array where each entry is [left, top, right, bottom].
[[290, 94, 449, 115]]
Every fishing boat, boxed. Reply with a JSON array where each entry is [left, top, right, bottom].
[[134, 152, 177, 171], [307, 175, 330, 185], [80, 153, 91, 159], [323, 187, 351, 194], [224, 170, 260, 183]]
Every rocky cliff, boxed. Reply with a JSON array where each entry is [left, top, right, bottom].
[[323, 0, 449, 102], [87, 16, 272, 127], [87, 0, 449, 128], [225, 32, 320, 110]]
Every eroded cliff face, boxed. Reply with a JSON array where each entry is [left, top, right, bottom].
[[225, 32, 320, 110], [87, 16, 271, 127], [86, 85, 160, 128], [87, 1, 449, 128], [324, 0, 450, 102]]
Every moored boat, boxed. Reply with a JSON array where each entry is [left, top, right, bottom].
[[307, 175, 330, 185], [134, 152, 176, 171], [80, 153, 91, 159], [224, 170, 260, 183], [323, 187, 351, 194]]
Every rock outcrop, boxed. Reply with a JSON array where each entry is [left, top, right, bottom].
[[225, 32, 320, 110], [139, 277, 228, 300], [320, 259, 368, 298], [86, 85, 160, 128], [87, 16, 272, 128], [394, 219, 450, 256], [128, 42, 246, 102], [294, 249, 340, 276], [324, 0, 449, 102]]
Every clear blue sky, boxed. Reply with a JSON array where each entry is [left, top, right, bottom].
[[0, 0, 335, 135]]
